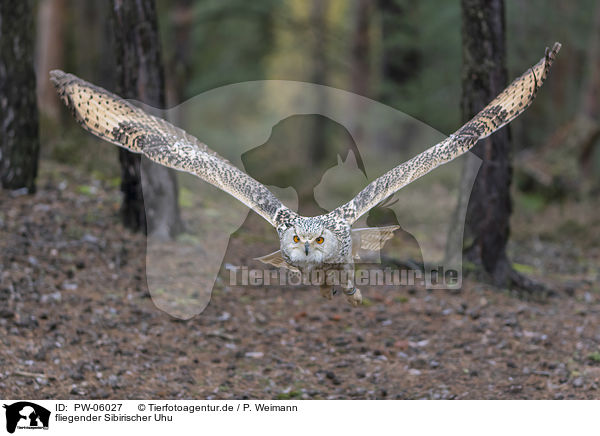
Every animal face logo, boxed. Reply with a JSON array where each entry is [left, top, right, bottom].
[[3, 402, 50, 434], [140, 81, 481, 318]]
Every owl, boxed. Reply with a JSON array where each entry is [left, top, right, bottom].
[[50, 43, 560, 306]]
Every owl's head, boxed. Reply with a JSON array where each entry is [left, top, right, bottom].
[[280, 218, 339, 266]]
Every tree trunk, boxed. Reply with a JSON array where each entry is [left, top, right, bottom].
[[290, 0, 329, 216], [578, 2, 600, 175], [377, 0, 421, 103], [0, 0, 40, 194], [36, 0, 67, 120], [308, 0, 328, 166], [351, 0, 371, 98], [163, 0, 194, 105], [460, 0, 513, 286], [582, 3, 600, 123], [110, 0, 183, 239]]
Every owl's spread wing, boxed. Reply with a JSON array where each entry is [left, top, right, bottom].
[[329, 43, 561, 225], [50, 70, 296, 228]]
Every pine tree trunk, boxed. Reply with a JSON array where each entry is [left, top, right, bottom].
[[309, 0, 328, 167], [110, 0, 182, 239], [377, 0, 421, 103], [0, 0, 40, 193], [351, 0, 371, 98], [36, 0, 66, 120], [578, 2, 600, 175], [164, 0, 194, 105], [460, 0, 513, 286]]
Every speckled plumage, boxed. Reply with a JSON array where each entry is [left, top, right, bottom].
[[50, 43, 560, 306], [49, 69, 293, 228], [326, 43, 561, 225]]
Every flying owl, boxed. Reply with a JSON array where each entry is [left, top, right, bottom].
[[50, 43, 560, 306]]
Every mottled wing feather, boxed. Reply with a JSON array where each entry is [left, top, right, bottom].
[[255, 250, 300, 272], [330, 43, 561, 225], [49, 70, 294, 227], [351, 226, 400, 262], [351, 226, 400, 251]]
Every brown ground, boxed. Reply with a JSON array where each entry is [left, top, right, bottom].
[[1, 162, 599, 400]]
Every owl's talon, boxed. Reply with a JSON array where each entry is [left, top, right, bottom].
[[320, 286, 334, 300], [343, 288, 362, 307]]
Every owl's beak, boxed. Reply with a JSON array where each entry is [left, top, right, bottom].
[[304, 242, 310, 255]]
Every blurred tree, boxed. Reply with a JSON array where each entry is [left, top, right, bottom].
[[73, 1, 115, 86], [377, 0, 421, 104], [161, 0, 194, 105], [36, 0, 66, 120], [0, 0, 40, 193], [460, 0, 523, 288], [514, 1, 600, 197], [243, 0, 337, 215], [350, 0, 372, 165], [182, 0, 277, 97], [308, 0, 329, 171], [351, 0, 371, 98], [111, 0, 183, 238], [577, 2, 600, 178]]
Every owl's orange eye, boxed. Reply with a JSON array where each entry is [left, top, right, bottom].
[[293, 235, 300, 243], [315, 236, 324, 244]]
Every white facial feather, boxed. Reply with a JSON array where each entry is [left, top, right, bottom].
[[280, 226, 339, 268]]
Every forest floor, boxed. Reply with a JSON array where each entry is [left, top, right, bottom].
[[1, 161, 599, 400]]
